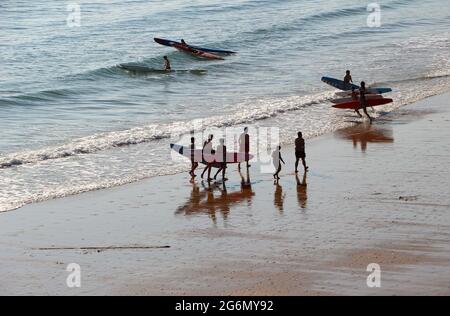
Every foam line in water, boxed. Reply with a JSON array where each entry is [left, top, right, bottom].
[[0, 91, 334, 169]]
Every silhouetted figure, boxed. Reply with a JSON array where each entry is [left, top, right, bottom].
[[238, 127, 251, 170], [163, 56, 171, 71], [351, 87, 363, 118], [213, 139, 228, 181], [272, 145, 285, 181], [359, 81, 373, 123], [295, 132, 309, 173], [189, 137, 199, 178], [344, 70, 353, 89], [296, 173, 308, 209], [181, 39, 188, 46], [201, 134, 214, 180]]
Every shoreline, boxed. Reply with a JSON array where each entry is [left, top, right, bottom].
[[2, 87, 450, 215], [0, 92, 449, 295]]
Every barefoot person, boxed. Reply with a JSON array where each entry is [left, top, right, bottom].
[[163, 56, 171, 71], [189, 137, 199, 178], [359, 81, 373, 123], [351, 87, 363, 118], [213, 139, 228, 181], [238, 127, 251, 170], [272, 146, 285, 181], [295, 132, 309, 173], [201, 134, 214, 180]]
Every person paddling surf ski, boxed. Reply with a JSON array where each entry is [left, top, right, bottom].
[[163, 56, 171, 71], [180, 39, 203, 55], [359, 81, 373, 123]]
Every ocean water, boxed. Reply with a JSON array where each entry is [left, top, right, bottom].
[[1, 0, 449, 212]]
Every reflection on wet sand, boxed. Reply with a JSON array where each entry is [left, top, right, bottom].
[[176, 169, 255, 225], [296, 173, 307, 209], [274, 182, 285, 214], [336, 122, 394, 152]]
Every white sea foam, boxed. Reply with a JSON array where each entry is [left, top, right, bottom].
[[0, 91, 335, 169], [2, 80, 450, 213]]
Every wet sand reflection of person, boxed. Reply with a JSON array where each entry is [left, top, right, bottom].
[[239, 168, 253, 207], [336, 123, 394, 152], [216, 182, 230, 223], [176, 178, 254, 225], [274, 182, 285, 214], [296, 173, 308, 209]]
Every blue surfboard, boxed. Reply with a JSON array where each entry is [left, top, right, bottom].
[[321, 76, 392, 94], [154, 38, 236, 55]]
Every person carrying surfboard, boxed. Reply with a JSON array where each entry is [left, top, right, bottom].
[[163, 56, 171, 71], [201, 134, 215, 180], [359, 81, 373, 123], [238, 127, 251, 170], [351, 87, 363, 118], [295, 132, 309, 173], [213, 139, 228, 181], [189, 137, 199, 178], [272, 146, 285, 181]]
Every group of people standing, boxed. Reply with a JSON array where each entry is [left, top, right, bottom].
[[188, 128, 309, 183]]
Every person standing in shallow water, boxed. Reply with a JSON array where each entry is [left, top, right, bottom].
[[163, 56, 171, 71], [359, 81, 373, 123], [295, 132, 309, 173]]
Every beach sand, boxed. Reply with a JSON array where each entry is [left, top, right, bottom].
[[0, 93, 449, 296]]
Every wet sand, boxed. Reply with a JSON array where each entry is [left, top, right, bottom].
[[0, 93, 449, 296]]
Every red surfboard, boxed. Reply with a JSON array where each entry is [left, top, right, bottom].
[[170, 144, 253, 168], [172, 43, 224, 60], [330, 94, 383, 104], [332, 98, 393, 110]]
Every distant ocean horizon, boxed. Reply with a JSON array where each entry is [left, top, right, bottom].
[[1, 0, 450, 212]]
